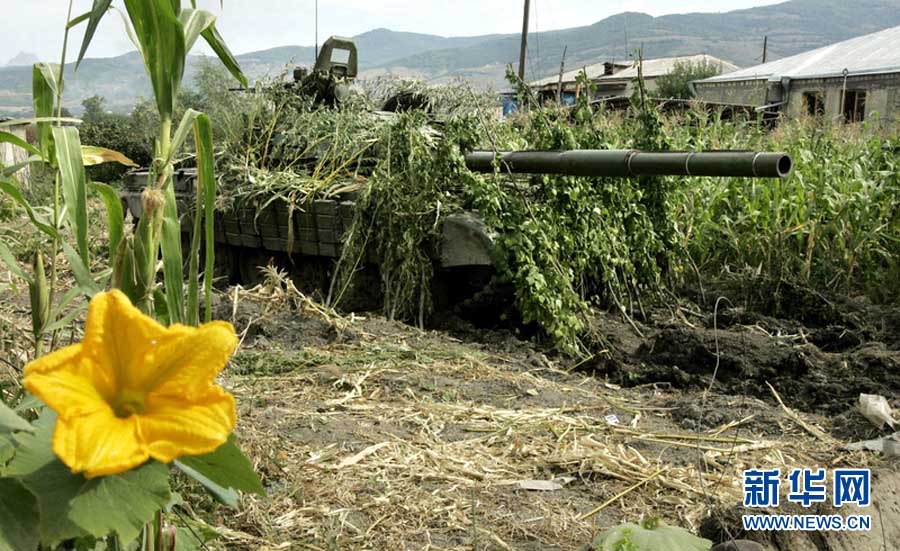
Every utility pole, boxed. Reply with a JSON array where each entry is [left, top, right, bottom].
[[762, 35, 768, 63], [556, 45, 568, 105], [518, 0, 530, 82], [315, 0, 319, 60]]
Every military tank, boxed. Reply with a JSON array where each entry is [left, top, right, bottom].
[[120, 36, 793, 310], [121, 150, 791, 289]]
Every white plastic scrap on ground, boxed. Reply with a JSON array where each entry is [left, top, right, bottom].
[[858, 393, 896, 429]]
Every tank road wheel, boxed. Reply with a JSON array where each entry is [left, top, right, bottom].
[[236, 248, 277, 287]]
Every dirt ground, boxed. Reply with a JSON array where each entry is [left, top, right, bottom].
[[189, 274, 897, 550], [1, 270, 898, 550]]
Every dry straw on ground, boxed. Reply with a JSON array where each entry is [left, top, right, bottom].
[[208, 285, 873, 551]]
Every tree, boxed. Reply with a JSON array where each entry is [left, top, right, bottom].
[[81, 95, 107, 123], [653, 59, 723, 100]]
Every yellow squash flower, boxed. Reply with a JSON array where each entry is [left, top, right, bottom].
[[24, 290, 239, 478]]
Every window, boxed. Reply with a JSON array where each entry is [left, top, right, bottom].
[[843, 90, 866, 122], [331, 48, 351, 64], [803, 92, 825, 117]]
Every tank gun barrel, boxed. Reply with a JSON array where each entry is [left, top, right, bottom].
[[464, 150, 792, 179]]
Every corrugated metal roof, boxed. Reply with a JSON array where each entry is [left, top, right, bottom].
[[698, 24, 900, 84], [531, 54, 739, 87]]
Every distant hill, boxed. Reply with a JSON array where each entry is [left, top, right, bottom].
[[1, 0, 900, 115], [5, 52, 39, 67]]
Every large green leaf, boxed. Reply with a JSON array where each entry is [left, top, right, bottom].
[[0, 401, 33, 434], [7, 411, 171, 546], [586, 520, 711, 551], [31, 64, 57, 161], [0, 434, 13, 466], [174, 435, 265, 508], [68, 461, 171, 545], [89, 182, 125, 262], [75, 0, 114, 68], [201, 23, 248, 88], [0, 477, 41, 551], [122, 0, 186, 120], [53, 126, 90, 264]]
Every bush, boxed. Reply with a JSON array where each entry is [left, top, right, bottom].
[[654, 59, 724, 100], [78, 95, 152, 182]]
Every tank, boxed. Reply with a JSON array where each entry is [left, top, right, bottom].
[[119, 35, 793, 301], [120, 149, 792, 286]]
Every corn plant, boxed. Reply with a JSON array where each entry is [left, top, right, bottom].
[[0, 2, 263, 550]]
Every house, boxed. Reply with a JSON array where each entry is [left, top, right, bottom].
[[530, 54, 739, 104], [0, 118, 31, 183], [693, 25, 900, 123]]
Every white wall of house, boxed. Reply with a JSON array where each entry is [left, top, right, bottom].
[[0, 123, 31, 183]]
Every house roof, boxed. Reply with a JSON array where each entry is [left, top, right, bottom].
[[530, 54, 739, 88], [698, 24, 900, 84]]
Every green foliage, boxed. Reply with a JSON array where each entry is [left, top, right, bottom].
[[52, 126, 89, 264], [586, 519, 711, 551], [466, 72, 672, 353], [78, 95, 152, 182], [174, 435, 267, 508], [669, 114, 900, 305], [1, 410, 172, 548], [332, 111, 483, 325], [0, 477, 40, 551], [653, 59, 723, 100]]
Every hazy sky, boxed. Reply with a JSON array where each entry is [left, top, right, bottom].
[[4, 0, 783, 63]]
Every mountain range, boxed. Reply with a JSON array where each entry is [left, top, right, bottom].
[[1, 0, 899, 116]]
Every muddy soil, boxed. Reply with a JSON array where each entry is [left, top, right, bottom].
[[574, 301, 900, 437]]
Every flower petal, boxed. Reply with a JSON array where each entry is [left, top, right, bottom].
[[82, 290, 168, 392], [142, 321, 238, 396], [139, 387, 236, 462], [52, 406, 149, 478], [24, 343, 82, 375], [24, 344, 116, 418]]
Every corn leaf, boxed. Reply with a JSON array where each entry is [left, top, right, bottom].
[[0, 131, 42, 158], [89, 182, 124, 262], [160, 179, 185, 324], [167, 108, 201, 165], [31, 65, 58, 161], [197, 114, 216, 323], [81, 146, 139, 167], [61, 242, 101, 297], [0, 177, 59, 239], [52, 127, 90, 265], [1, 155, 44, 179], [111, 6, 143, 55], [40, 307, 84, 335], [122, 0, 186, 120], [0, 241, 32, 284], [75, 0, 113, 67], [0, 117, 81, 128], [179, 8, 216, 52], [66, 10, 92, 29], [201, 23, 247, 88], [185, 113, 215, 325]]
